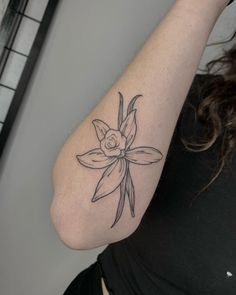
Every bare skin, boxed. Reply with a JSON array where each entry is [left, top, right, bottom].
[[101, 276, 110, 295], [51, 0, 229, 251]]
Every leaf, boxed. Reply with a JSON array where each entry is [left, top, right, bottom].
[[92, 119, 110, 141], [126, 165, 135, 217], [110, 174, 127, 228], [76, 148, 117, 169], [92, 158, 127, 202], [118, 92, 124, 129], [125, 146, 163, 165], [127, 94, 142, 115], [120, 110, 137, 149]]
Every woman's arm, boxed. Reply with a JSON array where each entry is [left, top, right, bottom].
[[50, 0, 229, 250]]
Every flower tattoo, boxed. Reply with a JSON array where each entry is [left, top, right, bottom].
[[76, 92, 163, 228]]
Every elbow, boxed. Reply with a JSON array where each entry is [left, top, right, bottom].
[[50, 197, 92, 250], [51, 168, 88, 249], [50, 198, 138, 250]]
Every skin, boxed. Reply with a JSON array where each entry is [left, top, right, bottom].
[[50, 0, 229, 249], [50, 0, 229, 250], [76, 93, 164, 228], [101, 277, 109, 295]]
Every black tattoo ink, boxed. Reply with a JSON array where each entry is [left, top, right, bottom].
[[76, 92, 163, 228]]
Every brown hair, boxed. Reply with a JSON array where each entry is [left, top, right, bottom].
[[181, 29, 236, 204]]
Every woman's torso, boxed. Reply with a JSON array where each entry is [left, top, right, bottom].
[[98, 74, 236, 295]]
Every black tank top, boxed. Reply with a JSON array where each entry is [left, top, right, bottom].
[[97, 74, 236, 295]]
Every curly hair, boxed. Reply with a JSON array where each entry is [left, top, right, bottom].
[[181, 29, 236, 204]]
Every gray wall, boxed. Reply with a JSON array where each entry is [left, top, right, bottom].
[[0, 1, 235, 294], [0, 0, 9, 22]]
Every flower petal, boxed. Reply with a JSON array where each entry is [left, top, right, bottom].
[[110, 174, 127, 228], [92, 119, 110, 141], [92, 158, 127, 202], [118, 92, 124, 129], [126, 165, 135, 217], [125, 146, 163, 165], [127, 94, 142, 115], [120, 110, 137, 149], [76, 148, 116, 168]]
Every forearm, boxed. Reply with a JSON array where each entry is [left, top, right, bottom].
[[50, 0, 226, 249]]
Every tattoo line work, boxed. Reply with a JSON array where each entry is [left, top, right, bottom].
[[76, 92, 163, 228]]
